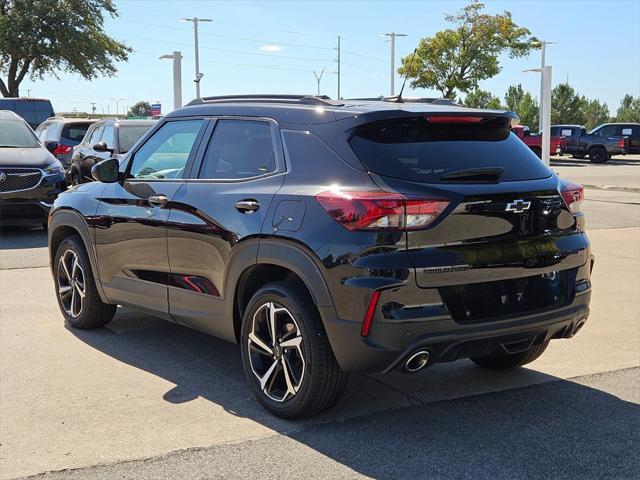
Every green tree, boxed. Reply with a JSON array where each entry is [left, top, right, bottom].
[[614, 94, 640, 122], [463, 89, 502, 109], [398, 1, 538, 99], [127, 101, 151, 117], [0, 0, 130, 97], [582, 98, 609, 130], [551, 83, 585, 125], [504, 84, 539, 128]]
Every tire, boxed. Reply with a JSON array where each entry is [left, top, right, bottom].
[[53, 235, 116, 329], [589, 147, 609, 163], [240, 280, 348, 419], [572, 154, 586, 159], [531, 147, 542, 159], [471, 340, 550, 371]]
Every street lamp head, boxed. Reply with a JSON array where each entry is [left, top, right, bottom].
[[159, 54, 173, 60]]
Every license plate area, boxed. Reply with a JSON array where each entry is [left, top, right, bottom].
[[439, 268, 577, 324]]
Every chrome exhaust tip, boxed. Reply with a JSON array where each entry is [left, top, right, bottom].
[[403, 350, 430, 373]]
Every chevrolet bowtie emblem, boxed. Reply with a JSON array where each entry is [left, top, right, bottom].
[[505, 199, 531, 213]]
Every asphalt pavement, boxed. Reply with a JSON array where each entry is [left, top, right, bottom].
[[1, 158, 639, 479]]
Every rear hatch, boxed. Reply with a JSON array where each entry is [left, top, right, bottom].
[[346, 112, 589, 321]]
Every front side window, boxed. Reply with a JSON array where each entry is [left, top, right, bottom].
[[88, 126, 103, 145], [592, 125, 616, 136], [199, 120, 276, 179], [101, 124, 116, 149], [129, 120, 204, 180]]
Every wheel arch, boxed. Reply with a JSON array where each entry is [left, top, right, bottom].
[[230, 239, 335, 343], [48, 209, 108, 303]]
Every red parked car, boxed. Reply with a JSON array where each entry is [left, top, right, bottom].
[[512, 125, 565, 158]]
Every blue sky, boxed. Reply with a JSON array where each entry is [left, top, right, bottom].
[[19, 0, 640, 117]]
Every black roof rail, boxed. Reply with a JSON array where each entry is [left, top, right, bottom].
[[348, 96, 458, 105], [186, 94, 344, 107]]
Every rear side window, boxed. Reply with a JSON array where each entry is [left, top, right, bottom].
[[118, 125, 152, 153], [61, 122, 92, 142], [101, 124, 116, 149], [199, 120, 276, 179], [349, 117, 551, 183]]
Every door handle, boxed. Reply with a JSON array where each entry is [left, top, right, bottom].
[[235, 199, 260, 214], [148, 194, 168, 208]]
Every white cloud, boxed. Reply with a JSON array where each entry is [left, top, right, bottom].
[[259, 44, 284, 52]]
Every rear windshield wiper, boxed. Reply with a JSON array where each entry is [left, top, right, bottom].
[[440, 167, 504, 182]]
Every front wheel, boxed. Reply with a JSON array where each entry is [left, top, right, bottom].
[[471, 340, 550, 370], [240, 281, 348, 419], [54, 235, 116, 329], [589, 147, 609, 163]]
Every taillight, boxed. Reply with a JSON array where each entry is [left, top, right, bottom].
[[426, 115, 483, 124], [316, 190, 449, 231], [52, 144, 72, 155], [618, 138, 626, 148], [561, 182, 584, 213]]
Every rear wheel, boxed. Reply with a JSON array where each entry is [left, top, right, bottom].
[[54, 235, 116, 329], [589, 147, 609, 163], [240, 280, 348, 419], [471, 340, 550, 370]]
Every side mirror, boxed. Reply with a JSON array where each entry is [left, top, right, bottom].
[[91, 157, 120, 183], [93, 141, 114, 154], [45, 141, 58, 153]]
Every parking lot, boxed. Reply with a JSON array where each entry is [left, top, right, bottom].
[[1, 157, 639, 479]]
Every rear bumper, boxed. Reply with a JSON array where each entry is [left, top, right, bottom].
[[322, 291, 591, 373]]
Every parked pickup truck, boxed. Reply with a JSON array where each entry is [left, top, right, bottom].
[[550, 124, 628, 163], [512, 125, 565, 158]]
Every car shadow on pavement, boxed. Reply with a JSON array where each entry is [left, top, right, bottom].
[[68, 307, 640, 479], [0, 226, 48, 249]]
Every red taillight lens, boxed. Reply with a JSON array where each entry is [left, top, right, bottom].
[[52, 144, 72, 155], [618, 139, 625, 148], [561, 182, 584, 213], [426, 115, 483, 124], [316, 191, 449, 231]]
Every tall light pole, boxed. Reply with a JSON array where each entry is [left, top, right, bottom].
[[160, 51, 183, 110], [382, 32, 407, 96], [534, 40, 556, 132], [111, 97, 124, 116], [313, 67, 326, 95], [524, 66, 553, 166], [180, 17, 212, 99]]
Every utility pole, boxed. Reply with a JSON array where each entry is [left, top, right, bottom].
[[90, 102, 96, 114], [335, 35, 341, 99], [26, 89, 31, 97], [313, 67, 326, 96], [160, 51, 183, 110], [536, 40, 556, 132], [381, 32, 407, 96], [180, 17, 212, 99]]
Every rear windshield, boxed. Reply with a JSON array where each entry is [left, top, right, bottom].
[[118, 125, 151, 153], [61, 122, 93, 142], [349, 117, 552, 183]]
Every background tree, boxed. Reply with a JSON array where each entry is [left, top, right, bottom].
[[582, 98, 610, 130], [398, 1, 538, 99], [0, 0, 130, 97], [551, 83, 585, 125], [127, 101, 152, 117], [504, 84, 539, 128], [463, 89, 502, 109], [614, 94, 640, 122]]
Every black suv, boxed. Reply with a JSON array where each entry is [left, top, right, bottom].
[[67, 118, 154, 185], [0, 110, 66, 227], [48, 95, 593, 418]]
